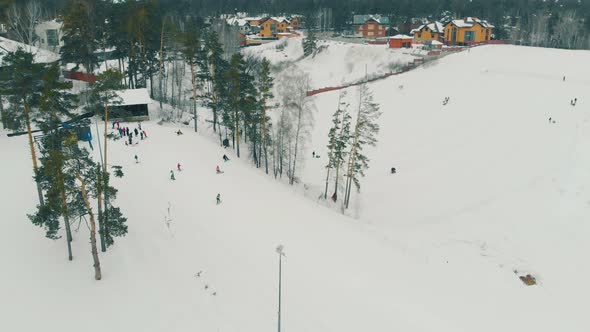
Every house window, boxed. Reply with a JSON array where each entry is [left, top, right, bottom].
[[418, 33, 422, 38], [431, 33, 434, 38], [46, 29, 59, 46], [367, 31, 374, 36], [368, 24, 374, 30], [270, 24, 276, 32], [464, 31, 475, 41]]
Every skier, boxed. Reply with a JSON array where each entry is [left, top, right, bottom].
[[216, 193, 221, 205], [563, 76, 566, 82], [176, 129, 183, 135], [140, 132, 144, 140], [222, 138, 230, 148], [112, 121, 116, 129], [142, 130, 148, 138], [391, 167, 396, 174], [312, 151, 315, 158], [129, 135, 133, 145], [138, 121, 142, 130], [216, 165, 223, 174], [135, 155, 139, 163], [118, 127, 123, 137], [177, 163, 182, 171], [134, 128, 139, 136], [170, 170, 176, 180], [222, 154, 230, 162], [549, 117, 552, 123], [574, 98, 578, 106]]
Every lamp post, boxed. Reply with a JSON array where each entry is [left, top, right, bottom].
[[276, 245, 285, 332]]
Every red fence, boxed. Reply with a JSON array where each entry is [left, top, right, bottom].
[[63, 71, 97, 83], [306, 58, 422, 97]]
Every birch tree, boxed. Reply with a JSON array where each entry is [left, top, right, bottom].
[[7, 0, 44, 46], [278, 67, 315, 185]]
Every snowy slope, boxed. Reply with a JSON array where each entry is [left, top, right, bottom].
[[0, 36, 60, 65], [2, 44, 590, 332], [300, 44, 590, 331], [243, 38, 420, 89]]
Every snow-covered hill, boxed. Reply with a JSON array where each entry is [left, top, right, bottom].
[[2, 44, 590, 332], [243, 37, 421, 89]]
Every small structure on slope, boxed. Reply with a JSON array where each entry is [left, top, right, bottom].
[[108, 88, 151, 121]]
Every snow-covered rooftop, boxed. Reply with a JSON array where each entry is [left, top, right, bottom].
[[449, 17, 494, 29], [0, 36, 60, 66], [411, 21, 444, 34], [108, 88, 152, 107], [391, 34, 413, 39]]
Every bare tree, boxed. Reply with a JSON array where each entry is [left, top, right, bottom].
[[7, 0, 44, 46], [277, 67, 315, 185]]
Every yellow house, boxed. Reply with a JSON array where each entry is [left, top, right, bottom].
[[258, 17, 290, 39], [444, 17, 494, 45], [411, 21, 444, 42]]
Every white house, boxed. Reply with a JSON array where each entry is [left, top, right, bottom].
[[34, 19, 64, 53]]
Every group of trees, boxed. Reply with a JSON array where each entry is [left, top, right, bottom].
[[324, 85, 381, 210], [0, 50, 128, 280]]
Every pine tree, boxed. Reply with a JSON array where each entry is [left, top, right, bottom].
[[0, 49, 47, 207], [256, 58, 275, 174], [324, 90, 351, 201], [344, 84, 381, 209], [303, 29, 318, 57], [60, 0, 99, 73], [204, 30, 228, 143], [86, 68, 125, 252], [225, 53, 258, 159], [181, 20, 203, 132]]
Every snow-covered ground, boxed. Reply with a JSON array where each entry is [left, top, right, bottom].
[[244, 37, 421, 89], [2, 44, 590, 332]]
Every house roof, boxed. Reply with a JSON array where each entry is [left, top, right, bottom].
[[271, 16, 291, 24], [108, 88, 151, 107], [447, 17, 494, 29], [390, 34, 413, 40], [411, 21, 445, 34], [353, 14, 390, 25]]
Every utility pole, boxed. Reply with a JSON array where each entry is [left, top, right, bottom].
[[276, 245, 286, 332]]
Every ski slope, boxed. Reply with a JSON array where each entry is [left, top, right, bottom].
[[1, 44, 590, 332]]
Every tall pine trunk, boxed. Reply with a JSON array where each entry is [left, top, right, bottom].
[[97, 163, 106, 252], [58, 167, 73, 261], [23, 99, 44, 207], [77, 175, 102, 281], [190, 62, 198, 132], [103, 104, 110, 246]]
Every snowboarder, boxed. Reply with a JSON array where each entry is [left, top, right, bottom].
[[391, 167, 396, 174], [216, 193, 221, 205], [134, 128, 139, 136], [177, 163, 182, 171], [216, 165, 223, 174], [134, 155, 139, 163], [222, 154, 230, 162], [170, 170, 176, 180]]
